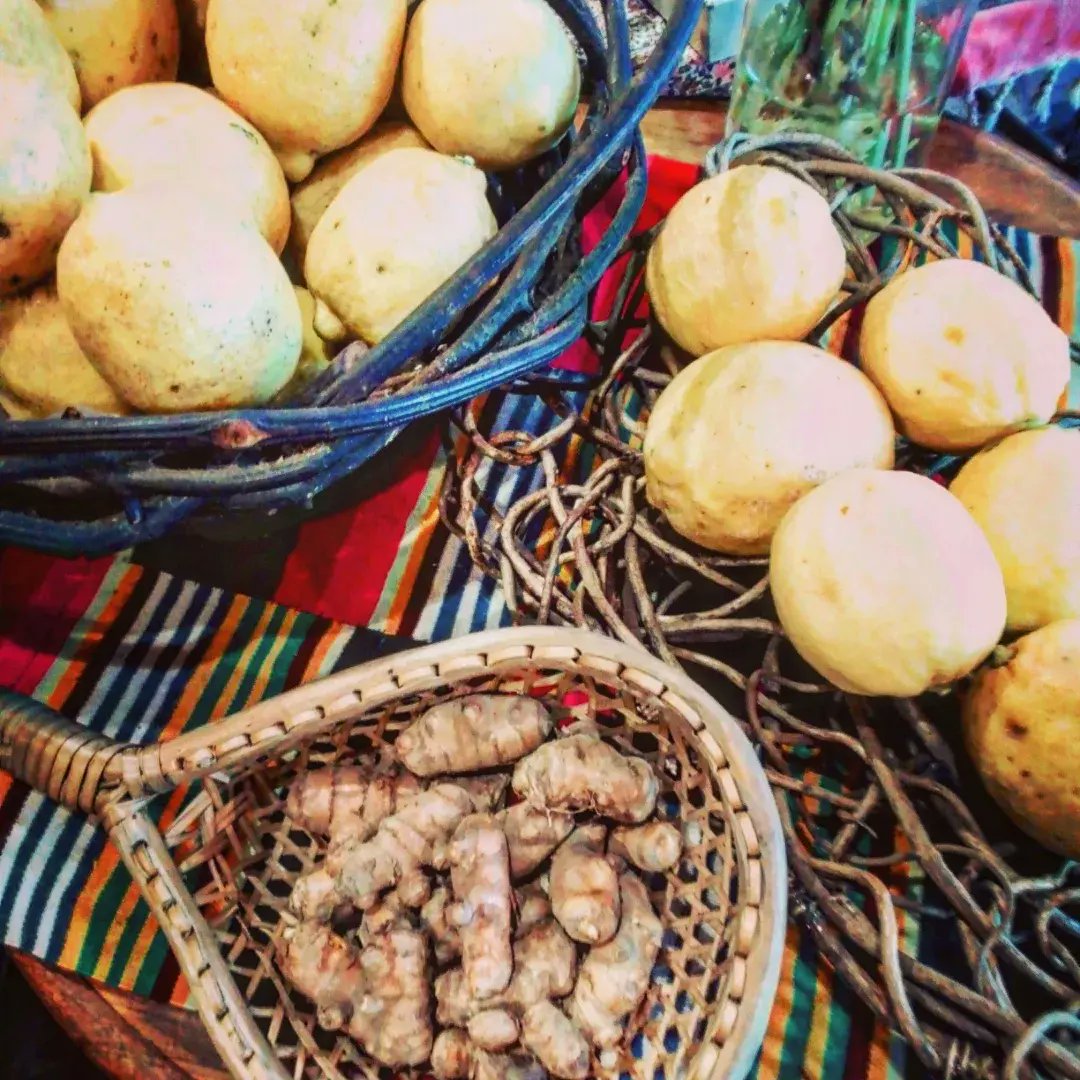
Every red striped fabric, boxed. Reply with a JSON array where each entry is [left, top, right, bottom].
[[275, 429, 443, 627]]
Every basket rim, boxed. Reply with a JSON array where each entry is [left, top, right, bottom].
[[120, 625, 786, 1080]]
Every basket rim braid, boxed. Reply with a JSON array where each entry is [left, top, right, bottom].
[[0, 625, 786, 1080], [0, 0, 705, 558]]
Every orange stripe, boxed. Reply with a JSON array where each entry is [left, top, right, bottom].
[[1057, 237, 1076, 333], [169, 971, 191, 1007], [243, 608, 299, 703], [169, 595, 249, 723], [215, 604, 278, 718], [300, 622, 336, 678], [562, 430, 585, 481], [114, 897, 153, 992], [866, 1010, 895, 1079], [376, 429, 467, 636], [543, 431, 587, 586], [47, 566, 141, 708], [52, 567, 143, 970], [90, 865, 144, 983], [0, 773, 12, 803], [381, 473, 447, 636], [302, 623, 345, 682], [756, 924, 800, 1080], [59, 829, 126, 970]]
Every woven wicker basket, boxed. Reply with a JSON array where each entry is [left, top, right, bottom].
[[440, 135, 1080, 1079], [0, 0, 704, 558], [0, 626, 785, 1080]]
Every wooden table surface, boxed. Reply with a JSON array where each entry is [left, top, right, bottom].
[[638, 101, 1080, 238], [7, 100, 1080, 1080]]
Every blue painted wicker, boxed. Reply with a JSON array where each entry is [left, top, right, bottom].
[[0, 0, 704, 556]]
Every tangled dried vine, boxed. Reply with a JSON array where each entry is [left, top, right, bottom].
[[440, 134, 1080, 1079]]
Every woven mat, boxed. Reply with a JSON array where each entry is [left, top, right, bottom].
[[0, 156, 1078, 1080]]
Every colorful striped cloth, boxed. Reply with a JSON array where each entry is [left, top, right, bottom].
[[0, 157, 1078, 1079]]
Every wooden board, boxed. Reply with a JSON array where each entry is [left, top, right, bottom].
[[636, 100, 1080, 238], [12, 951, 226, 1080], [7, 100, 1080, 1080]]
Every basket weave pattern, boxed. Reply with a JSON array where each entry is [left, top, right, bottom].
[[439, 135, 1080, 1079], [0, 627, 785, 1080]]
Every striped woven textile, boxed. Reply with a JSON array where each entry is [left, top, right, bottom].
[[0, 156, 1077, 1079]]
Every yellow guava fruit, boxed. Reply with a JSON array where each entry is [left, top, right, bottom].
[[206, 0, 406, 182], [950, 425, 1079, 631], [0, 64, 91, 295], [57, 182, 301, 412], [304, 147, 497, 346], [645, 164, 846, 357], [859, 259, 1069, 451], [0, 0, 81, 112], [963, 619, 1080, 858], [0, 280, 129, 415], [289, 121, 429, 267], [84, 81, 290, 253], [39, 0, 180, 110], [644, 341, 895, 554], [402, 0, 580, 170], [770, 469, 1006, 696]]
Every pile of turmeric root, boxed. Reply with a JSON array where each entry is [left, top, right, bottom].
[[275, 694, 684, 1078]]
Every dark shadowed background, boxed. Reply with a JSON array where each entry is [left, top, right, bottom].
[[0, 957, 106, 1079]]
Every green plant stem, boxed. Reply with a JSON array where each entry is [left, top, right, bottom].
[[818, 0, 854, 92], [860, 0, 890, 75], [820, 0, 848, 49], [774, 3, 811, 102], [867, 0, 900, 85], [891, 0, 918, 165], [868, 122, 891, 169], [894, 113, 915, 167]]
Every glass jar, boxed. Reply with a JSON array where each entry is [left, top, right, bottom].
[[727, 0, 978, 168]]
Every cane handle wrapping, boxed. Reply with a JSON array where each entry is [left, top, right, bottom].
[[0, 690, 125, 814]]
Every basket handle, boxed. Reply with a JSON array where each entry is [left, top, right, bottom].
[[0, 657, 401, 809], [0, 690, 126, 814], [122, 661, 403, 794]]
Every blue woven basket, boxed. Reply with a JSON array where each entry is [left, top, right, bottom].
[[0, 0, 703, 557]]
